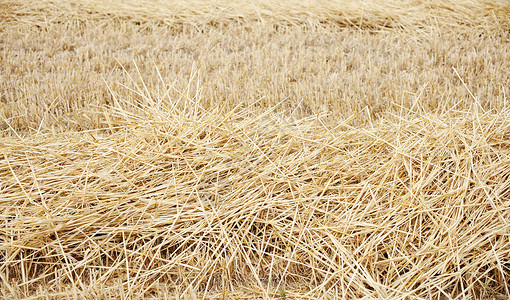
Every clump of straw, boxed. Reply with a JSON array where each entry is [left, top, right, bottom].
[[1, 71, 509, 298]]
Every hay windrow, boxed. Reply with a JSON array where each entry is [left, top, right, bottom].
[[2, 0, 510, 31], [1, 102, 510, 298]]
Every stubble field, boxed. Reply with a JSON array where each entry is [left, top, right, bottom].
[[1, 0, 510, 298]]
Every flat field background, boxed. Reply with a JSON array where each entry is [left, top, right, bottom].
[[1, 0, 510, 298]]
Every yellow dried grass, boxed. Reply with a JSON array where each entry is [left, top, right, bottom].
[[3, 0, 510, 31], [2, 72, 510, 298], [1, 0, 510, 299]]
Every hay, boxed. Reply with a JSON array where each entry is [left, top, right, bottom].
[[1, 84, 510, 298], [1, 0, 510, 298], [3, 0, 510, 31]]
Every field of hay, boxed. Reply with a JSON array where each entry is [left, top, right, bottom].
[[1, 0, 510, 298]]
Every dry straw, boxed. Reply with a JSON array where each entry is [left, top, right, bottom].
[[1, 0, 510, 299], [1, 0, 509, 134], [3, 0, 510, 31], [2, 69, 510, 298]]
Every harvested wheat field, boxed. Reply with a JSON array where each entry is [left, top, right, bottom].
[[1, 0, 510, 299]]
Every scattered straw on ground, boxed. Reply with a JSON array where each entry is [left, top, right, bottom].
[[1, 1, 509, 135], [1, 0, 510, 299]]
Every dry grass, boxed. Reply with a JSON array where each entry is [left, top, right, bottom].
[[3, 0, 510, 30], [1, 0, 510, 299], [1, 1, 510, 134]]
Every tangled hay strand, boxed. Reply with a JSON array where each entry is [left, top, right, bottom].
[[1, 95, 510, 298]]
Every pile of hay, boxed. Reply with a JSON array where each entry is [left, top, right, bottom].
[[2, 95, 510, 298], [1, 0, 510, 298]]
